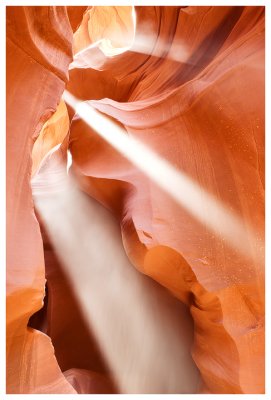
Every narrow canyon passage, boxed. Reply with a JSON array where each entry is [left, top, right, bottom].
[[31, 169, 200, 394], [6, 5, 265, 394]]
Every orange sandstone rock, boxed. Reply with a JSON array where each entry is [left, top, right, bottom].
[[68, 6, 265, 394], [6, 6, 75, 394], [32, 100, 70, 177], [6, 5, 265, 395]]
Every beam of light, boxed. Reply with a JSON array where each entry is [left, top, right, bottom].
[[67, 149, 72, 172], [70, 32, 189, 70], [32, 158, 200, 394], [129, 32, 189, 64], [62, 90, 264, 265], [70, 8, 190, 71]]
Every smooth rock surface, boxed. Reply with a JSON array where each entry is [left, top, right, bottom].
[[6, 5, 265, 394], [6, 6, 75, 394]]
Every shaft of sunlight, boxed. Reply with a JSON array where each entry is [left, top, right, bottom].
[[33, 170, 200, 394], [63, 90, 263, 265]]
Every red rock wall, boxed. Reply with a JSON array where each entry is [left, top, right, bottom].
[[6, 6, 75, 393], [67, 6, 265, 393], [6, 5, 265, 394]]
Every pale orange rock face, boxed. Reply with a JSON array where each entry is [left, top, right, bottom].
[[73, 6, 134, 55], [7, 5, 264, 394], [31, 100, 70, 177], [6, 6, 75, 394]]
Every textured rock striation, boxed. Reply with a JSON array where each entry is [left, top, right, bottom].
[[6, 6, 75, 394], [6, 5, 265, 394]]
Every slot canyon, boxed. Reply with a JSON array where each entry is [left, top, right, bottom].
[[6, 5, 265, 394]]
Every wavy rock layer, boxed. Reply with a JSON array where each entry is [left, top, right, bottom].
[[6, 6, 75, 394], [68, 6, 265, 394], [7, 5, 265, 394]]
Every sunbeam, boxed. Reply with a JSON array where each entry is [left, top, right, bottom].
[[32, 154, 200, 394], [63, 90, 264, 265]]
